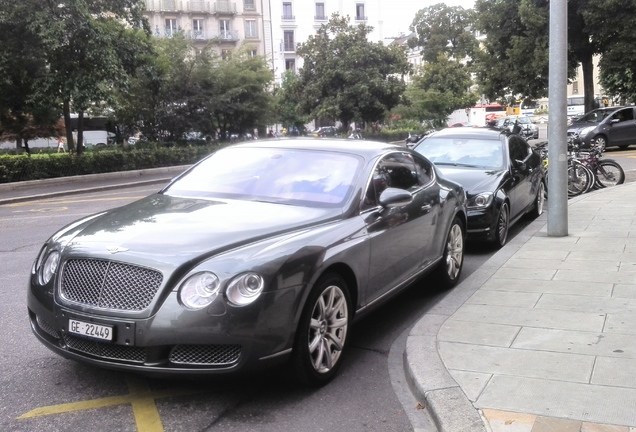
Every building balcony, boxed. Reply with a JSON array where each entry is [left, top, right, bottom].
[[355, 15, 368, 22], [314, 15, 328, 21], [216, 30, 239, 41], [191, 30, 207, 39], [188, 0, 210, 12], [161, 0, 181, 11], [282, 14, 295, 21], [213, 1, 236, 14]]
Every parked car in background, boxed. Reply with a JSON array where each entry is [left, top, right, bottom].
[[414, 127, 545, 248], [27, 139, 467, 385], [493, 116, 539, 140], [311, 126, 338, 137], [567, 106, 636, 150]]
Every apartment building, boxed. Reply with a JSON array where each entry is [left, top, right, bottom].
[[142, 0, 267, 57], [268, 0, 385, 84]]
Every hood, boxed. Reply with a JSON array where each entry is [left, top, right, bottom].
[[568, 120, 597, 133], [436, 167, 505, 195], [61, 194, 341, 265]]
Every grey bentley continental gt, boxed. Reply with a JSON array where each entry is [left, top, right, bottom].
[[28, 139, 467, 385]]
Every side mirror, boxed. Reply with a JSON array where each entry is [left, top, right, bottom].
[[513, 159, 527, 171], [379, 187, 413, 207]]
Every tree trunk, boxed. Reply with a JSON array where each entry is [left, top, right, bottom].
[[63, 99, 75, 153], [581, 53, 595, 113], [77, 111, 84, 155]]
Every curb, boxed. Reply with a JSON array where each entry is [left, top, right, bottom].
[[0, 165, 190, 205], [403, 213, 548, 432]]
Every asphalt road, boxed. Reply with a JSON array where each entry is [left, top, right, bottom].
[[0, 183, 530, 432], [2, 140, 634, 432]]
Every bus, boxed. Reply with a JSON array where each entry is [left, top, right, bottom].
[[567, 96, 585, 118], [468, 103, 507, 126]]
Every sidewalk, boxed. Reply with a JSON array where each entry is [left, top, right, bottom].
[[406, 183, 636, 432]]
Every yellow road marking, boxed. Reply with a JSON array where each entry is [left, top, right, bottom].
[[18, 374, 208, 432]]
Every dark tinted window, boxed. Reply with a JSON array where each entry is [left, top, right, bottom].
[[364, 153, 421, 208]]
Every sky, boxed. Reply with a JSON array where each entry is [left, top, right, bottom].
[[381, 0, 476, 40]]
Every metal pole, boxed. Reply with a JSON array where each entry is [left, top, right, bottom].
[[547, 0, 568, 236]]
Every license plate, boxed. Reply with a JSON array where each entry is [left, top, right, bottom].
[[68, 319, 113, 341]]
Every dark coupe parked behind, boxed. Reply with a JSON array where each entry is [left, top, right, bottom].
[[414, 127, 545, 247], [28, 139, 467, 386]]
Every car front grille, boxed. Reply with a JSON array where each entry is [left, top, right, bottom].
[[62, 334, 146, 363], [169, 344, 241, 366], [60, 259, 163, 311]]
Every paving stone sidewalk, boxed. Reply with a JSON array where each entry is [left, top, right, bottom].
[[407, 183, 636, 432]]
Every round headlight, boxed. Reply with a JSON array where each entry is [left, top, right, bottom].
[[226, 273, 264, 306], [179, 272, 220, 310], [40, 251, 60, 285], [470, 193, 493, 208]]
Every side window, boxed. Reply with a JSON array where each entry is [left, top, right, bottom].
[[413, 154, 434, 186], [363, 153, 419, 209], [508, 136, 529, 162]]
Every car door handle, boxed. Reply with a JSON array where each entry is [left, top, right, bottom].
[[421, 204, 432, 213]]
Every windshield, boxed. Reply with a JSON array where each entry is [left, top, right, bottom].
[[415, 137, 505, 170], [164, 147, 361, 207], [578, 110, 612, 123]]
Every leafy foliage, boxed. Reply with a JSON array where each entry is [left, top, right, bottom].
[[409, 4, 478, 63], [294, 15, 411, 128]]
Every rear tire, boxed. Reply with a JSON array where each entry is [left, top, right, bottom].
[[594, 160, 625, 188], [433, 217, 465, 289], [493, 202, 510, 248], [529, 181, 545, 218], [291, 273, 351, 386]]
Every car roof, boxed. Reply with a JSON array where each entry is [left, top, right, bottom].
[[229, 137, 405, 158], [427, 127, 505, 140]]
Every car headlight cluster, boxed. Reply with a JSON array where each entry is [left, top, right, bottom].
[[579, 126, 595, 137], [467, 192, 493, 209], [178, 271, 265, 309], [226, 273, 265, 306], [34, 246, 61, 286], [179, 272, 221, 310]]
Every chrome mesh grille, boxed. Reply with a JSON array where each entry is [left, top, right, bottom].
[[62, 334, 146, 363], [36, 316, 60, 339], [169, 345, 241, 366], [61, 259, 163, 311]]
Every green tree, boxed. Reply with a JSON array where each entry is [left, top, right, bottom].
[[409, 3, 477, 63], [582, 0, 636, 103], [274, 71, 310, 134], [0, 0, 62, 153], [295, 15, 411, 129], [28, 0, 150, 154], [397, 55, 477, 127]]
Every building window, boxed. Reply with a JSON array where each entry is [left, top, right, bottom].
[[285, 58, 296, 73], [315, 2, 326, 20], [245, 19, 258, 38], [282, 2, 294, 20], [165, 18, 178, 37], [244, 0, 255, 10], [283, 30, 295, 52], [572, 81, 579, 94], [192, 19, 204, 39], [248, 48, 258, 57], [220, 19, 231, 39], [355, 3, 366, 20]]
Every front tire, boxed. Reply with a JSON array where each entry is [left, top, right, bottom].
[[594, 135, 607, 151], [433, 217, 465, 288], [594, 160, 625, 188], [292, 273, 351, 386]]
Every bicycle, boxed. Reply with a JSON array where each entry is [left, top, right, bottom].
[[535, 141, 595, 198], [568, 141, 625, 188]]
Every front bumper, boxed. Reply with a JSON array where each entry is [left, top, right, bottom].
[[27, 284, 301, 377], [465, 207, 497, 240]]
